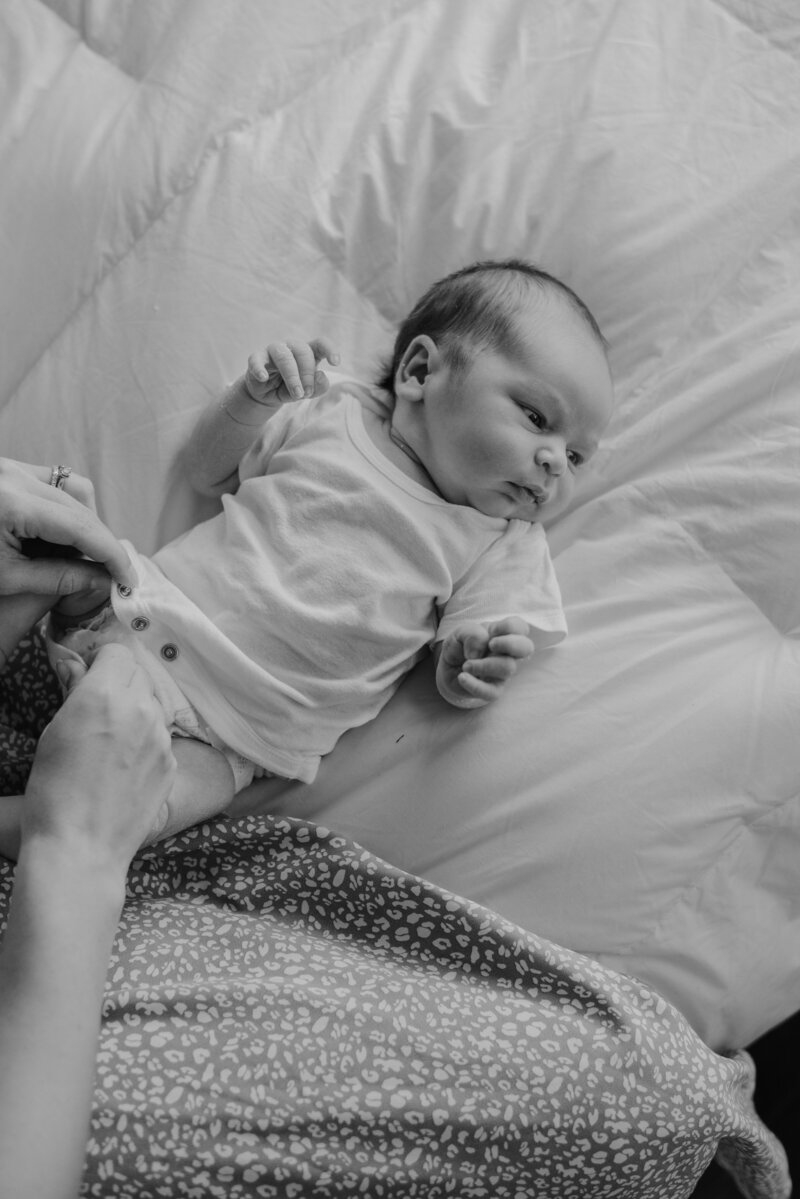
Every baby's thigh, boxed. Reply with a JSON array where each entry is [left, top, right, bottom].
[[149, 737, 236, 844]]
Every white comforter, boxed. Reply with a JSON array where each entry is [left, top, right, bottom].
[[1, 0, 798, 1052]]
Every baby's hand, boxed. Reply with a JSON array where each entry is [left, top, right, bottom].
[[245, 337, 340, 404], [435, 616, 534, 709]]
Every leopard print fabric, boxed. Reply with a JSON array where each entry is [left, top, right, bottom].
[[0, 816, 789, 1198], [0, 625, 60, 794]]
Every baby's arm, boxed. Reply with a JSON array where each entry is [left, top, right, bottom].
[[434, 616, 534, 709], [183, 338, 339, 497]]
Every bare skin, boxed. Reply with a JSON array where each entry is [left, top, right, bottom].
[[0, 644, 176, 1199]]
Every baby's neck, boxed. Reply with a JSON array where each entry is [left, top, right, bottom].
[[361, 405, 440, 495]]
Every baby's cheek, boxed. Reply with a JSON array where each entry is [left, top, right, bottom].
[[486, 433, 518, 467], [547, 474, 576, 517]]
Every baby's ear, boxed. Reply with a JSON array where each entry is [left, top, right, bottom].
[[396, 335, 439, 396]]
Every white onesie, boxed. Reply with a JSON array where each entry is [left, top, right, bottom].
[[57, 381, 567, 787]]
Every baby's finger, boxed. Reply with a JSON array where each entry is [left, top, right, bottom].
[[286, 340, 319, 397], [438, 623, 485, 667], [463, 654, 518, 683], [488, 616, 530, 638], [266, 342, 305, 399], [247, 349, 271, 385], [487, 633, 534, 660], [311, 370, 330, 396], [309, 337, 341, 368], [456, 671, 498, 704], [462, 630, 490, 660]]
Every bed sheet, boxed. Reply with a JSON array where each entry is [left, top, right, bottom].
[[1, 0, 799, 1053]]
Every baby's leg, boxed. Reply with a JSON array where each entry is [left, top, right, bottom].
[[0, 741, 236, 860], [151, 737, 237, 843], [50, 579, 112, 626]]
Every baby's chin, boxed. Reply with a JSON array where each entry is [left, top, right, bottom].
[[452, 484, 567, 523], [505, 495, 569, 524], [479, 489, 561, 524]]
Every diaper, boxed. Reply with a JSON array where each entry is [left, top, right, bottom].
[[46, 603, 260, 793]]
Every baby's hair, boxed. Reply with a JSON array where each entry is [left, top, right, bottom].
[[377, 258, 607, 395]]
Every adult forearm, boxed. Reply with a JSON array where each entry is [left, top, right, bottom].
[[0, 838, 124, 1199], [182, 376, 279, 496]]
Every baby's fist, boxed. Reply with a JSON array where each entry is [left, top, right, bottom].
[[245, 338, 339, 404], [436, 617, 533, 709]]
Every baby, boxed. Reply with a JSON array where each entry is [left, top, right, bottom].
[[45, 259, 615, 842]]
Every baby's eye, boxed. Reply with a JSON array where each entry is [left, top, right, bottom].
[[524, 408, 545, 429], [567, 449, 584, 468]]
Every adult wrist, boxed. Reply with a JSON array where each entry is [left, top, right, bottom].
[[18, 829, 129, 920]]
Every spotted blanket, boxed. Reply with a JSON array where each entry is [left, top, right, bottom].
[[0, 627, 62, 796], [0, 810, 790, 1197]]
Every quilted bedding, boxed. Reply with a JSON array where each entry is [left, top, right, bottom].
[[1, 0, 799, 1104]]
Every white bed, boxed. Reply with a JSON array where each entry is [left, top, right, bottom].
[[2, 0, 799, 1065]]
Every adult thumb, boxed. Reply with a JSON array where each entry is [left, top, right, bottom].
[[56, 657, 88, 694]]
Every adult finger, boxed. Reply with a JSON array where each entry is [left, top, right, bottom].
[[9, 459, 97, 512], [83, 642, 144, 690], [55, 658, 88, 694], [2, 554, 125, 599], [142, 801, 171, 846], [1, 488, 134, 591]]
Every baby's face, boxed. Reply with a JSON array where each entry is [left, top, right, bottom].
[[419, 298, 614, 522]]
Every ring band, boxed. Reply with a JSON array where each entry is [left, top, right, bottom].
[[49, 464, 72, 490]]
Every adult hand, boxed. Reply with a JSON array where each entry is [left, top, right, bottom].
[[0, 458, 135, 667], [0, 457, 135, 598], [22, 644, 176, 876]]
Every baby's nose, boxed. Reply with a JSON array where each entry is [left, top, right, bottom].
[[534, 443, 566, 476]]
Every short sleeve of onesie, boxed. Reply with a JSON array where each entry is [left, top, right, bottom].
[[237, 379, 368, 482], [237, 395, 315, 482], [436, 520, 567, 650]]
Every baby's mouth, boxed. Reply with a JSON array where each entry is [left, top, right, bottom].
[[512, 483, 547, 507]]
